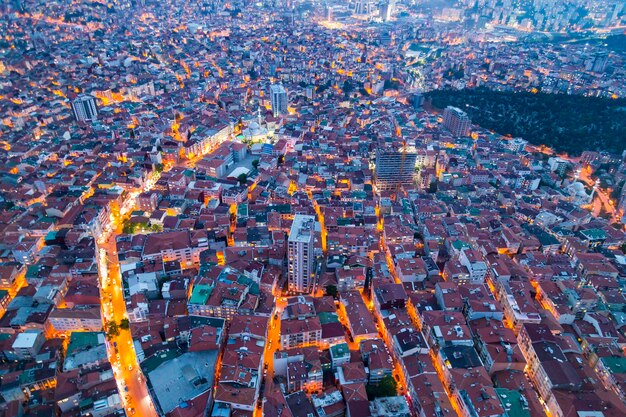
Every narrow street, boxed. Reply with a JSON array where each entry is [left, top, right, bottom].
[[256, 297, 286, 416]]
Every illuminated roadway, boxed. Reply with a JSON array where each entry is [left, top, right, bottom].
[[95, 179, 160, 416], [98, 238, 157, 417], [577, 166, 622, 225], [526, 144, 623, 227], [257, 297, 286, 416]]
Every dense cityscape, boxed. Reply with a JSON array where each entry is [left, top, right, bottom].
[[0, 1, 626, 417]]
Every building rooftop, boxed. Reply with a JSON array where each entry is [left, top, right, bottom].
[[494, 388, 531, 417], [289, 214, 317, 244], [12, 330, 42, 349], [148, 350, 218, 414]]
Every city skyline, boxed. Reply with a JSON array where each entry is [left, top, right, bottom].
[[0, 1, 625, 417]]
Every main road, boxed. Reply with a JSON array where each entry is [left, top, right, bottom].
[[578, 166, 622, 225], [98, 238, 157, 416], [95, 180, 160, 416]]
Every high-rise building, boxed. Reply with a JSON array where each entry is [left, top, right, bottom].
[[585, 52, 609, 73], [288, 214, 317, 293], [375, 147, 418, 191], [354, 0, 374, 15], [410, 93, 424, 110], [380, 0, 394, 21], [592, 52, 609, 73], [305, 85, 315, 101], [270, 84, 288, 117], [442, 106, 471, 137], [71, 94, 98, 122]]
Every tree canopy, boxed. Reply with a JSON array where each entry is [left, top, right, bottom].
[[119, 318, 130, 330], [106, 321, 119, 338], [325, 285, 338, 298], [366, 375, 397, 400], [426, 88, 626, 155]]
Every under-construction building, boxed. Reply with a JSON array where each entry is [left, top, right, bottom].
[[375, 146, 418, 191]]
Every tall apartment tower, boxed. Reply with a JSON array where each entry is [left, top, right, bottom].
[[375, 147, 418, 191], [354, 0, 374, 15], [270, 84, 288, 117], [380, 0, 394, 21], [442, 106, 471, 137], [591, 52, 609, 73], [288, 214, 317, 294], [71, 94, 98, 122]]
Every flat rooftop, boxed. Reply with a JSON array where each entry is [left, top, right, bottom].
[[12, 331, 41, 349], [148, 350, 218, 414], [288, 214, 316, 244]]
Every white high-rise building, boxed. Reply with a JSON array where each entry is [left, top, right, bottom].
[[71, 94, 98, 122], [288, 214, 317, 294], [270, 84, 288, 117], [380, 0, 394, 21], [354, 0, 374, 15]]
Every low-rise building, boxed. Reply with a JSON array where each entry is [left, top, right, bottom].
[[48, 307, 102, 334], [280, 317, 322, 349]]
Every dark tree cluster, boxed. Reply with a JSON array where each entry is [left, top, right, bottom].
[[365, 375, 397, 400], [426, 88, 626, 155]]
